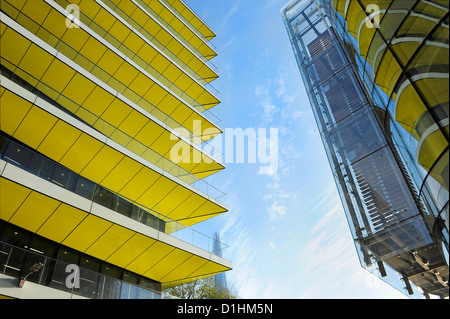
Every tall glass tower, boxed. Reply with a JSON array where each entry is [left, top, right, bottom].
[[282, 0, 448, 298]]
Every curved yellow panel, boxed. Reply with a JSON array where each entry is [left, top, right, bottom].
[[417, 129, 448, 172], [395, 82, 427, 133], [374, 50, 402, 94]]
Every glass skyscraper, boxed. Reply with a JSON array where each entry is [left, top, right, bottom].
[[0, 0, 231, 299], [282, 0, 448, 298]]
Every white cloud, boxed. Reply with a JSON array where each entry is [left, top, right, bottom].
[[268, 201, 287, 221]]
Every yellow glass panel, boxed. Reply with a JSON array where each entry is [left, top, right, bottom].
[[345, 1, 363, 37], [82, 86, 116, 117], [158, 93, 181, 114], [375, 50, 401, 93], [152, 185, 193, 215], [42, 8, 68, 39], [161, 255, 208, 283], [396, 14, 437, 38], [165, 36, 183, 56], [0, 27, 31, 66], [418, 129, 448, 171], [0, 89, 33, 136], [78, 0, 101, 22], [109, 20, 131, 43], [100, 98, 132, 127], [80, 145, 125, 184], [0, 178, 31, 221], [37, 120, 82, 162], [150, 53, 171, 74], [131, 6, 150, 26], [10, 191, 60, 233], [136, 44, 158, 66], [129, 72, 153, 97], [391, 41, 420, 69], [174, 72, 194, 92], [119, 167, 160, 201], [101, 156, 143, 191], [37, 203, 88, 243], [61, 27, 89, 52], [59, 133, 105, 174], [196, 90, 220, 108], [138, 176, 177, 209], [189, 260, 230, 279], [143, 17, 161, 37], [13, 106, 58, 150], [18, 43, 54, 80], [79, 36, 108, 65], [62, 73, 96, 105], [149, 130, 178, 156], [180, 212, 222, 228], [134, 121, 165, 148], [123, 31, 145, 54], [145, 248, 192, 281], [167, 192, 206, 220], [358, 24, 377, 58], [118, 110, 149, 137], [197, 64, 218, 82], [85, 224, 134, 260], [21, 0, 51, 25], [41, 60, 76, 96], [127, 241, 173, 275], [113, 62, 139, 87], [96, 49, 123, 76], [107, 233, 156, 268], [395, 84, 427, 133], [189, 200, 227, 220], [90, 5, 116, 31], [415, 78, 449, 112], [62, 214, 113, 252]]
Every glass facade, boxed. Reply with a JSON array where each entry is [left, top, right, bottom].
[[0, 0, 231, 298], [282, 0, 448, 298]]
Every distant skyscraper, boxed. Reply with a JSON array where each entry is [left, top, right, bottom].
[[212, 232, 228, 290], [0, 0, 231, 299], [282, 0, 448, 298]]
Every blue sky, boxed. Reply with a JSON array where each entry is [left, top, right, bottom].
[[184, 0, 407, 299]]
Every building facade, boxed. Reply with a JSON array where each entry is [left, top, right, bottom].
[[282, 0, 448, 298], [0, 0, 231, 299]]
